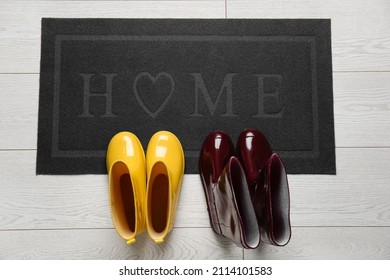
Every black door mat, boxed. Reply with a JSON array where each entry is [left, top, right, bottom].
[[37, 18, 335, 175]]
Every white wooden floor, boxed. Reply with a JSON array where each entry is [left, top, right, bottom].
[[0, 0, 389, 260]]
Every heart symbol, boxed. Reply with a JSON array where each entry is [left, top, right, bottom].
[[133, 72, 175, 118]]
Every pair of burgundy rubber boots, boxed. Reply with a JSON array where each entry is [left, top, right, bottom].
[[199, 129, 291, 249]]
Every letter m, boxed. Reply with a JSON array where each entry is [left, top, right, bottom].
[[190, 73, 237, 117]]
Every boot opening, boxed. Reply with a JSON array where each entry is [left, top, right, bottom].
[[120, 174, 136, 232], [110, 161, 136, 239], [148, 162, 170, 237], [230, 158, 260, 249], [269, 155, 291, 246]]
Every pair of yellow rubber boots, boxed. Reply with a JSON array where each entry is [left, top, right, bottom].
[[106, 131, 184, 244]]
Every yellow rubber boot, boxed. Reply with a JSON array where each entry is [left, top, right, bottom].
[[106, 131, 146, 245], [146, 131, 185, 244]]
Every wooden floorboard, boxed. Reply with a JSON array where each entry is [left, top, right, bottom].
[[244, 227, 390, 260], [1, 227, 388, 259], [0, 0, 225, 73], [0, 228, 242, 260], [333, 72, 390, 147], [227, 0, 390, 72], [0, 149, 389, 230], [0, 0, 390, 72]]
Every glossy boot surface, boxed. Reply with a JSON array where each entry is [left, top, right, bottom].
[[199, 131, 260, 249], [106, 131, 146, 245], [236, 129, 272, 189], [237, 129, 291, 246], [199, 131, 235, 234], [146, 131, 185, 244], [253, 154, 291, 246], [214, 157, 260, 249]]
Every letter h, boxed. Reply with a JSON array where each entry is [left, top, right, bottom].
[[78, 73, 117, 117]]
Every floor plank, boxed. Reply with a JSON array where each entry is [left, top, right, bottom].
[[333, 72, 390, 147], [244, 227, 390, 260], [0, 1, 225, 73], [0, 228, 242, 259], [0, 1, 390, 72], [0, 149, 390, 230], [1, 226, 388, 259], [227, 0, 390, 72], [0, 74, 39, 150], [1, 72, 389, 150], [0, 153, 209, 229], [289, 148, 390, 226]]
